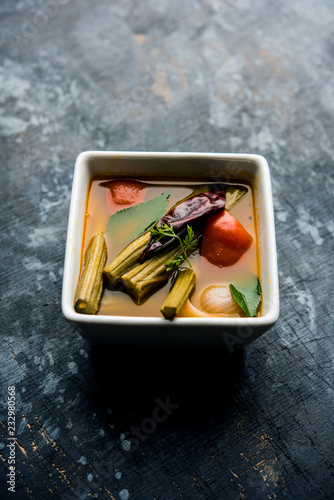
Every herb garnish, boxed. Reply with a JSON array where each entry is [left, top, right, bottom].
[[107, 190, 171, 246], [150, 223, 198, 271], [230, 275, 262, 317]]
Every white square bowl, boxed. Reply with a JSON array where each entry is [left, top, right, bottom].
[[62, 152, 279, 351]]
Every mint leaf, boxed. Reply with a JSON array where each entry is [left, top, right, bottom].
[[230, 275, 262, 317], [107, 190, 171, 244]]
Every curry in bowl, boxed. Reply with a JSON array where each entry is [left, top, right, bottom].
[[74, 177, 261, 320]]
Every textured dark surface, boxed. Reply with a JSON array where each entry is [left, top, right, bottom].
[[1, 0, 334, 499]]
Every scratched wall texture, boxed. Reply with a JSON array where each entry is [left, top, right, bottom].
[[0, 0, 334, 499]]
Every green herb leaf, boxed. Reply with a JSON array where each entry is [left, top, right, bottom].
[[150, 223, 198, 270], [230, 275, 262, 317], [107, 190, 171, 245]]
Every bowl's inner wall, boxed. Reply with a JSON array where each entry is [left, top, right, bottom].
[[88, 155, 258, 184]]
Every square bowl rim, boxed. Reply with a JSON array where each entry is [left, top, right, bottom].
[[62, 151, 279, 329]]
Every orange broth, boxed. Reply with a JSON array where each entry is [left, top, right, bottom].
[[82, 178, 259, 317]]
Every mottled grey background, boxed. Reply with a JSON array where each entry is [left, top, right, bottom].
[[0, 0, 333, 499]]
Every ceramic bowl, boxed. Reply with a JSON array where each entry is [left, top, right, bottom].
[[62, 152, 279, 350]]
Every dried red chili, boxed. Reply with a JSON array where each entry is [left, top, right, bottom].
[[140, 188, 225, 261]]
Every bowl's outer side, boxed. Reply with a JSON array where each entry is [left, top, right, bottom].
[[62, 152, 279, 348]]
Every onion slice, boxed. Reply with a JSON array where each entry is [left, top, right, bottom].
[[177, 284, 244, 318], [200, 285, 242, 315]]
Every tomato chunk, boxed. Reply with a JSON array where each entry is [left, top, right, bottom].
[[201, 211, 252, 267], [106, 179, 147, 212]]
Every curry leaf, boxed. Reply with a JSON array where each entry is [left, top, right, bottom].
[[230, 275, 262, 317], [107, 190, 171, 244]]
